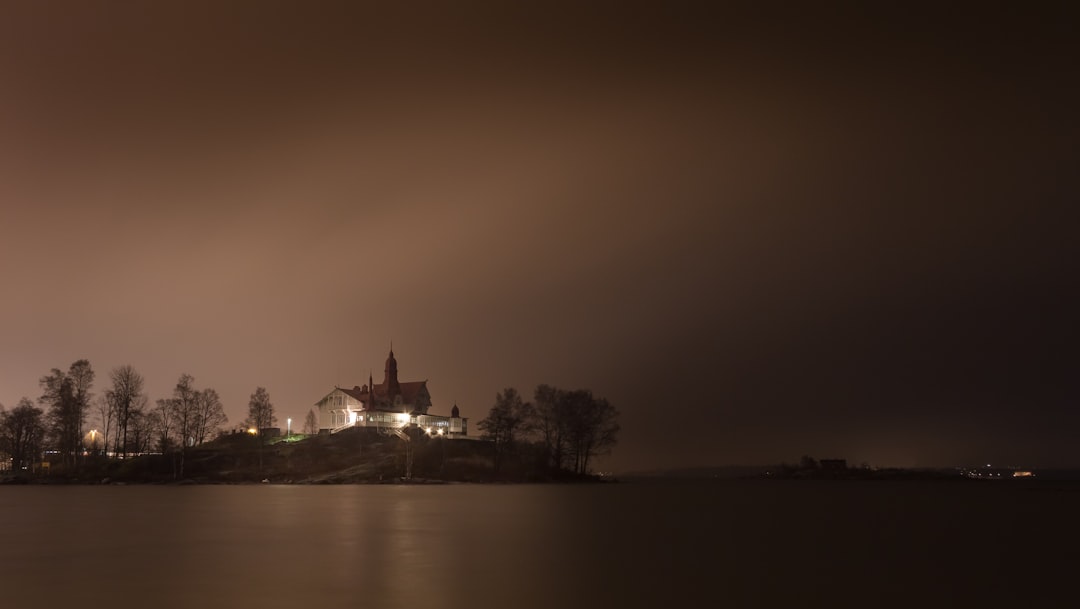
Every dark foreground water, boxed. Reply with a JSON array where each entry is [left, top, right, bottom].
[[1, 480, 1078, 608]]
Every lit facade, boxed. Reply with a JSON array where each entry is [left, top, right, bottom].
[[315, 349, 467, 436]]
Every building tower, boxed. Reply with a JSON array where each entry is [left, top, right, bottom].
[[384, 345, 401, 400]]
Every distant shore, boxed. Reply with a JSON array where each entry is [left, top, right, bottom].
[[620, 463, 1077, 482]]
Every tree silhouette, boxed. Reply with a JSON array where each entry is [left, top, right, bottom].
[[39, 360, 94, 468], [246, 387, 276, 437], [106, 365, 146, 459], [531, 385, 619, 475], [0, 398, 46, 472], [477, 387, 535, 473], [303, 409, 318, 435]]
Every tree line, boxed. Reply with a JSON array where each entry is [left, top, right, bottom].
[[477, 384, 619, 476], [1, 359, 282, 477]]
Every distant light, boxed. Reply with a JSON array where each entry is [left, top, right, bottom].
[[248, 428, 258, 435], [437, 429, 444, 435]]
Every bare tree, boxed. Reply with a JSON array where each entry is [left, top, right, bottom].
[[477, 387, 535, 473], [552, 389, 619, 475], [128, 409, 154, 455], [94, 394, 115, 458], [39, 369, 74, 464], [39, 360, 94, 467], [193, 388, 227, 445], [246, 387, 276, 438], [533, 384, 569, 471], [68, 359, 95, 455], [166, 374, 226, 477], [246, 387, 275, 473], [170, 374, 198, 450], [106, 365, 146, 459], [0, 398, 46, 472], [169, 374, 199, 478], [567, 393, 619, 475], [302, 409, 318, 435], [530, 386, 619, 475], [150, 398, 177, 454]]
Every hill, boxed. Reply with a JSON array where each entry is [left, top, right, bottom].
[[3, 428, 604, 484]]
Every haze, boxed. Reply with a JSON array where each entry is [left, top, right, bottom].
[[1, 2, 1076, 471]]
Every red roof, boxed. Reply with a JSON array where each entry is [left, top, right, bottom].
[[340, 380, 428, 412]]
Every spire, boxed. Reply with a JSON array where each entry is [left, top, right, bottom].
[[384, 346, 400, 397], [362, 369, 374, 410]]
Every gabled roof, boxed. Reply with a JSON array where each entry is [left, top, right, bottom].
[[316, 387, 350, 405], [338, 380, 428, 411], [339, 386, 366, 402]]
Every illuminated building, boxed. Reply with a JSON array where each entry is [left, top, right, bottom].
[[315, 348, 467, 436]]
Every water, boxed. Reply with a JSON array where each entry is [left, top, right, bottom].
[[1, 480, 1077, 608]]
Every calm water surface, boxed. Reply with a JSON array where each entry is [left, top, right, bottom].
[[1, 481, 1078, 608]]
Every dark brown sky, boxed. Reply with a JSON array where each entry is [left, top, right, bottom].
[[1, 2, 1077, 471]]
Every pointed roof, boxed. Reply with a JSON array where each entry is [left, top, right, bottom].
[[338, 381, 427, 411]]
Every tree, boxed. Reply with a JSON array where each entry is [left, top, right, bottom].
[[531, 385, 620, 475], [168, 374, 199, 478], [127, 408, 154, 456], [167, 377, 227, 446], [164, 374, 226, 477], [245, 387, 274, 473], [39, 360, 94, 467], [94, 394, 115, 458], [0, 398, 46, 472], [106, 365, 146, 459], [149, 398, 177, 454], [170, 374, 199, 450], [193, 388, 227, 445], [246, 387, 276, 439], [39, 369, 75, 465], [477, 387, 535, 473], [303, 409, 318, 435], [534, 384, 570, 471], [564, 392, 619, 475], [68, 359, 95, 448]]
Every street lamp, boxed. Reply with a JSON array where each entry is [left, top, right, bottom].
[[287, 418, 292, 437]]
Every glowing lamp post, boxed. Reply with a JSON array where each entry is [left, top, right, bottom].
[[287, 418, 292, 438], [86, 429, 100, 455]]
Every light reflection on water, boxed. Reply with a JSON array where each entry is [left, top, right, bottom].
[[1, 481, 1077, 608]]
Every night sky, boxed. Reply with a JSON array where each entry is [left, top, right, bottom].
[[1, 2, 1076, 471]]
